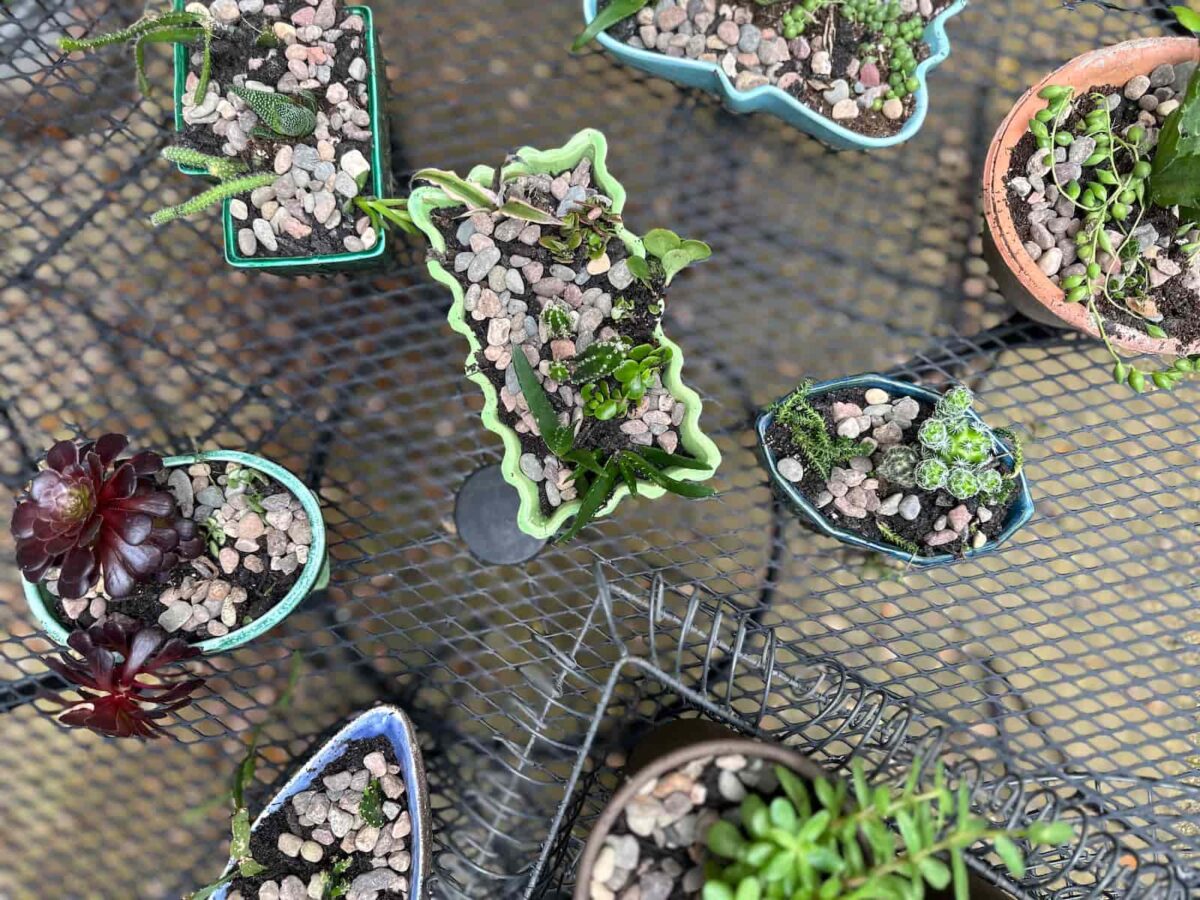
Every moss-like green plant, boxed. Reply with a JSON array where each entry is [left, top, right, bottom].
[[161, 146, 247, 181], [59, 9, 212, 100], [149, 172, 276, 227], [228, 86, 318, 139], [772, 382, 866, 480], [704, 757, 1074, 900]]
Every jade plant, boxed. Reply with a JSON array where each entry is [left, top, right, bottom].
[[11, 433, 201, 599], [41, 614, 203, 739], [703, 758, 1074, 900], [58, 8, 214, 99], [1017, 8, 1200, 393], [514, 350, 714, 541], [876, 387, 1021, 503]]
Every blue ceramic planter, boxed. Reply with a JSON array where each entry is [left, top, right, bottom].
[[580, 0, 966, 150], [209, 706, 430, 900], [756, 374, 1034, 566]]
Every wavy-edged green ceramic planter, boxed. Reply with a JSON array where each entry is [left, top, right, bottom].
[[23, 450, 329, 654], [171, 2, 391, 272], [408, 129, 722, 539], [581, 0, 967, 150]]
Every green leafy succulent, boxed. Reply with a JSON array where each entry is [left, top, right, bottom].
[[703, 757, 1074, 900], [627, 228, 712, 288], [228, 86, 318, 139], [612, 343, 671, 402], [59, 9, 213, 100], [581, 380, 628, 421], [513, 349, 714, 540]]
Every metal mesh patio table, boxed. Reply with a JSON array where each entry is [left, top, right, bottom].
[[0, 1, 1196, 898]]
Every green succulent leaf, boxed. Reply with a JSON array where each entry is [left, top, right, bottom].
[[558, 462, 616, 542], [412, 168, 499, 211], [734, 878, 762, 900], [709, 820, 747, 859], [993, 835, 1026, 879], [1173, 5, 1200, 33], [769, 797, 798, 831], [1149, 64, 1200, 208], [512, 349, 574, 457], [703, 883, 736, 900], [644, 228, 683, 257], [571, 0, 652, 51], [497, 198, 562, 226], [228, 86, 316, 138], [625, 254, 653, 285], [230, 807, 252, 860]]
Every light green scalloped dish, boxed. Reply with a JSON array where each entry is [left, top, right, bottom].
[[408, 129, 722, 540]]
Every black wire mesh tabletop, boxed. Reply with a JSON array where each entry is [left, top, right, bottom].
[[1, 1, 1198, 898]]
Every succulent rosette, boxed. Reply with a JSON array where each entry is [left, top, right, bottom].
[[42, 614, 202, 739], [11, 434, 201, 599]]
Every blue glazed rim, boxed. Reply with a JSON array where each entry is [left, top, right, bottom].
[[209, 705, 430, 900], [756, 374, 1035, 566], [580, 0, 967, 150]]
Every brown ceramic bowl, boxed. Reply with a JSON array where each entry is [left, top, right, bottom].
[[572, 728, 1013, 900], [982, 38, 1200, 357]]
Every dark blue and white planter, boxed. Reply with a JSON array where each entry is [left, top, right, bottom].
[[210, 706, 431, 900], [580, 0, 967, 150], [756, 374, 1034, 566]]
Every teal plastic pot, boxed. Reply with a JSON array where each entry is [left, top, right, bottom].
[[580, 0, 966, 150], [23, 450, 329, 654], [407, 129, 722, 540], [756, 374, 1034, 566], [171, 3, 391, 272]]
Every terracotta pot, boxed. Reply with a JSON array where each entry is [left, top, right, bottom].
[[982, 38, 1200, 357], [573, 730, 1013, 900]]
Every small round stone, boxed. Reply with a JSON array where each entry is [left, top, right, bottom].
[[864, 388, 890, 405], [777, 457, 804, 482]]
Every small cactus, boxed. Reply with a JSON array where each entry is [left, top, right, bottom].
[[946, 465, 982, 500], [541, 303, 573, 339], [936, 385, 974, 421], [149, 172, 276, 226], [878, 446, 918, 488], [547, 361, 570, 384], [568, 339, 627, 384], [947, 423, 990, 466], [977, 467, 1004, 498], [915, 457, 948, 492], [918, 418, 950, 452]]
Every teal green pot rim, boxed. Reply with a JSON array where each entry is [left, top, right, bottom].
[[408, 128, 722, 540], [172, 4, 389, 271], [23, 450, 329, 654], [580, 0, 967, 151]]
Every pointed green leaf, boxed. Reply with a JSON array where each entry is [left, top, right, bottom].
[[951, 848, 969, 900], [558, 463, 616, 542], [412, 168, 498, 211], [992, 835, 1026, 879], [1027, 820, 1074, 845], [1173, 5, 1200, 34], [496, 198, 561, 226], [775, 767, 812, 820], [512, 350, 573, 457], [636, 445, 711, 471], [708, 820, 746, 859], [745, 841, 777, 867], [625, 255, 652, 284], [806, 847, 843, 873], [769, 797, 798, 831], [763, 849, 796, 882], [798, 809, 831, 843], [920, 857, 951, 889], [570, 0, 652, 51], [238, 858, 266, 878], [230, 807, 252, 859], [735, 877, 762, 900], [703, 883, 736, 900]]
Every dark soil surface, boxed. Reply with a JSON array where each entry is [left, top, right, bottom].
[[764, 388, 1017, 558], [175, 0, 376, 259], [429, 173, 684, 518], [52, 461, 303, 643], [1005, 81, 1200, 349], [600, 0, 952, 138], [228, 736, 408, 900]]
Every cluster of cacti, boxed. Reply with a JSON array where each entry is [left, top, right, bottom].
[[229, 86, 318, 140], [879, 386, 1020, 502]]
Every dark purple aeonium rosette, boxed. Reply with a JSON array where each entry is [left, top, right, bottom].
[[12, 433, 203, 599], [42, 614, 203, 739]]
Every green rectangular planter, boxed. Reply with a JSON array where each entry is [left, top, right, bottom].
[[171, 3, 392, 272]]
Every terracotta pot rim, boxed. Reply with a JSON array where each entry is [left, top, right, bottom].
[[983, 37, 1200, 357], [571, 738, 826, 900]]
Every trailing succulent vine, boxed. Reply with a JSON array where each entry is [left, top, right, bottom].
[[703, 758, 1074, 900], [150, 171, 276, 227], [59, 9, 214, 100], [876, 386, 1020, 503], [1024, 10, 1200, 393]]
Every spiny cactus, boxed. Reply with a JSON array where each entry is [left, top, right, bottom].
[[936, 384, 974, 421], [149, 173, 276, 227], [229, 86, 317, 139], [547, 361, 570, 384], [541, 303, 573, 340], [161, 146, 246, 180], [946, 465, 981, 501], [59, 10, 212, 100], [878, 445, 918, 488], [977, 467, 1004, 498], [947, 423, 990, 466], [918, 418, 950, 453], [568, 339, 627, 384], [915, 457, 948, 492]]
